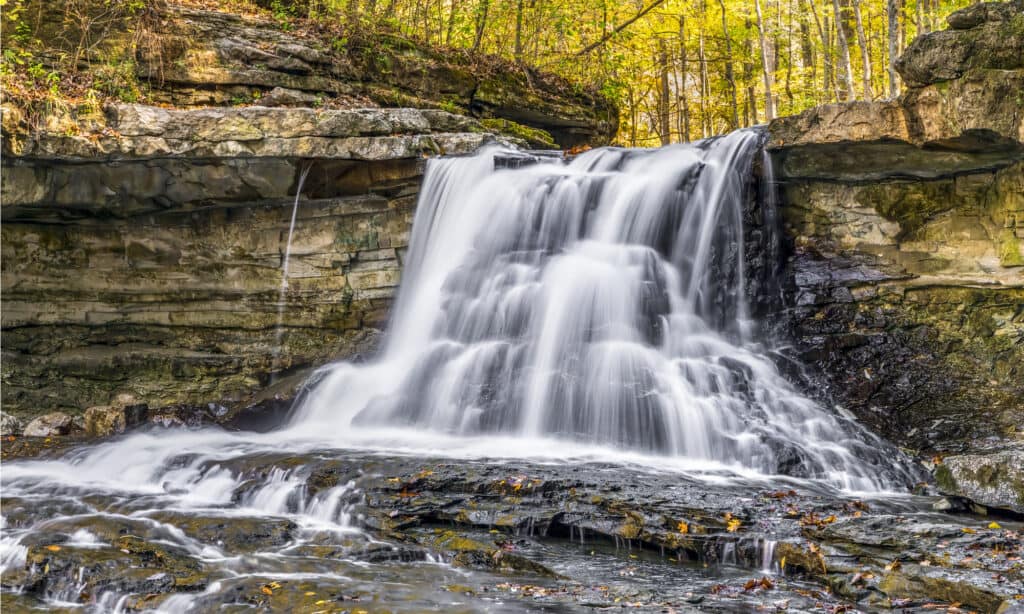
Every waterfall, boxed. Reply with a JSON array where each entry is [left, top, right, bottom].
[[270, 163, 313, 382], [292, 130, 913, 490]]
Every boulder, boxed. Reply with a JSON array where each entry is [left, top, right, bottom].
[[935, 446, 1024, 514], [84, 400, 149, 438], [23, 412, 74, 437], [0, 411, 24, 436]]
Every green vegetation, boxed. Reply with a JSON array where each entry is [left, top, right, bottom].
[[240, 0, 973, 144], [1, 0, 976, 143]]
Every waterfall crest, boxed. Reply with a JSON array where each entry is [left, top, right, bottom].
[[293, 130, 912, 490]]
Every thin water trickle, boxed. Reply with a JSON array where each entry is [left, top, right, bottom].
[[270, 163, 313, 383]]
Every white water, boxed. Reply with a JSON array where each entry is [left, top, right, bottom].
[[290, 131, 913, 490], [1, 134, 912, 496], [270, 163, 313, 382], [1, 133, 923, 608]]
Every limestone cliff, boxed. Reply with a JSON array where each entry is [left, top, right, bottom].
[[1, 104, 512, 417], [0, 1, 616, 421], [768, 0, 1023, 511]]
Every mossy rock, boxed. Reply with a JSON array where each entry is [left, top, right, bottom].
[[480, 118, 557, 149]]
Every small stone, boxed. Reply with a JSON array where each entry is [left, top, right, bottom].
[[259, 87, 319, 108], [84, 406, 127, 438], [931, 497, 953, 511], [0, 411, 24, 436], [23, 412, 74, 437]]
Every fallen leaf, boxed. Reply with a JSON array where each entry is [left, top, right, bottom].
[[45, 545, 61, 552], [677, 521, 689, 534], [988, 521, 1002, 529], [962, 527, 976, 534]]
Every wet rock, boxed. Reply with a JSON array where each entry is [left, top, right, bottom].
[[766, 0, 1024, 465], [936, 446, 1024, 514], [21, 536, 205, 603], [84, 400, 149, 438], [22, 412, 74, 437], [0, 411, 23, 436], [146, 513, 298, 553]]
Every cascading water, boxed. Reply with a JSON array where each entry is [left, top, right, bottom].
[[1, 130, 932, 612], [292, 130, 912, 490]]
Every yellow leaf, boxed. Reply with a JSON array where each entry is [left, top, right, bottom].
[[304, 591, 316, 596], [988, 522, 1002, 529], [261, 586, 273, 595], [885, 560, 901, 571], [962, 527, 976, 534], [677, 521, 689, 534], [726, 517, 741, 533], [780, 556, 786, 571], [45, 545, 61, 552]]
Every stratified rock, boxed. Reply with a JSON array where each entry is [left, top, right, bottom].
[[0, 411, 23, 436], [765, 0, 1024, 456], [936, 446, 1024, 514], [22, 412, 74, 437], [896, 0, 1024, 87]]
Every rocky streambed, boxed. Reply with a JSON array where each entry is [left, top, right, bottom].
[[2, 430, 1022, 613]]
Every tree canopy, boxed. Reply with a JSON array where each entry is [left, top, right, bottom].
[[325, 0, 971, 144]]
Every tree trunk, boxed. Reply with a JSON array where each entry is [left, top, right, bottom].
[[514, 0, 524, 62], [698, 25, 710, 137], [472, 0, 489, 52], [753, 0, 775, 120], [798, 0, 816, 86], [744, 18, 757, 126], [716, 0, 740, 130], [853, 0, 871, 99], [887, 0, 899, 97], [658, 41, 672, 145], [832, 0, 856, 100], [678, 15, 691, 142], [807, 0, 837, 102]]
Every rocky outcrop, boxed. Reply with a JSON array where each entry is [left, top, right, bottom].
[[0, 104, 511, 419], [2, 2, 615, 148], [767, 2, 1023, 468]]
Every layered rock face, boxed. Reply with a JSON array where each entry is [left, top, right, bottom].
[[1, 1, 616, 421], [768, 1, 1023, 511], [1, 104, 508, 417], [4, 2, 615, 148]]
